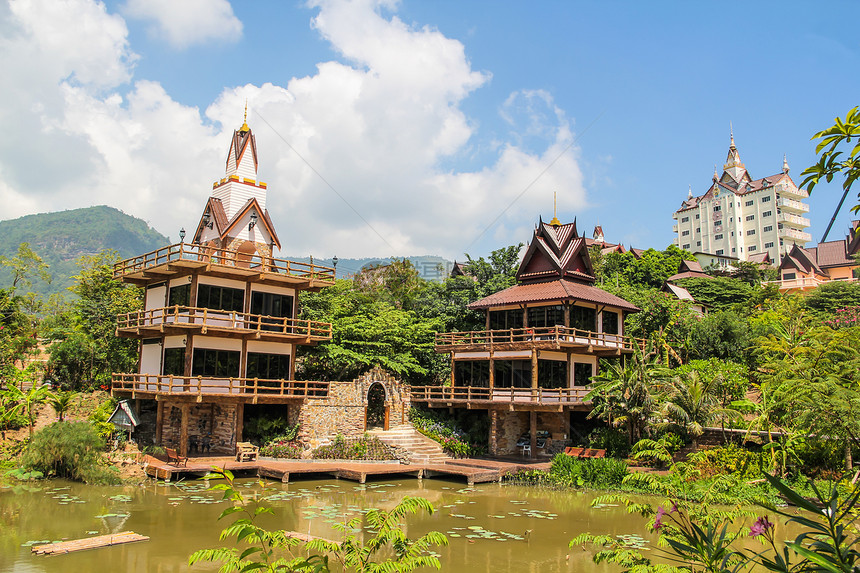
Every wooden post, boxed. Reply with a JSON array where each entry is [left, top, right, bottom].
[[288, 347, 296, 381], [183, 336, 194, 378], [180, 403, 190, 458], [235, 403, 244, 446], [488, 350, 495, 393], [531, 349, 539, 392], [240, 339, 248, 378], [450, 354, 456, 386], [489, 410, 498, 456], [155, 400, 164, 444], [384, 405, 390, 431], [529, 411, 537, 460]]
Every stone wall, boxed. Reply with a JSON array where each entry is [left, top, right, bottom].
[[296, 367, 411, 449], [160, 402, 238, 454], [491, 410, 569, 455]]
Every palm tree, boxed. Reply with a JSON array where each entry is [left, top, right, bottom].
[[47, 390, 76, 422], [587, 344, 665, 445], [657, 370, 739, 450], [6, 374, 53, 437]]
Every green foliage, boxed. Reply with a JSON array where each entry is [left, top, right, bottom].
[[596, 245, 696, 289], [687, 444, 772, 480], [802, 281, 860, 321], [549, 454, 630, 488], [312, 435, 398, 461], [801, 106, 860, 215], [5, 467, 44, 481], [87, 395, 117, 440], [0, 242, 51, 291], [47, 390, 76, 422], [259, 442, 303, 459], [21, 421, 119, 484], [243, 415, 296, 446], [657, 370, 741, 448], [298, 280, 442, 384], [190, 467, 447, 572], [409, 407, 485, 457], [677, 276, 755, 310], [688, 310, 753, 363], [587, 427, 631, 458]]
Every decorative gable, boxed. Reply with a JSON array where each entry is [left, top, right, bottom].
[[516, 218, 595, 284]]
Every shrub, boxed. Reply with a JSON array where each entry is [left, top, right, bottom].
[[409, 407, 483, 457], [587, 427, 630, 458], [312, 435, 398, 460], [549, 454, 630, 488], [21, 421, 120, 484], [687, 443, 772, 480], [260, 442, 303, 459]]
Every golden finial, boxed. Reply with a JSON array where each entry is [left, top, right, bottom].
[[549, 191, 561, 226], [240, 99, 249, 132]]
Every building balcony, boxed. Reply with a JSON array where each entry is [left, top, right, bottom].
[[113, 243, 335, 290], [765, 276, 856, 293], [112, 374, 329, 401], [776, 197, 810, 214], [672, 224, 678, 232], [434, 327, 645, 355], [777, 212, 810, 228], [409, 385, 590, 408], [779, 228, 812, 242], [778, 183, 809, 199], [116, 305, 332, 343]]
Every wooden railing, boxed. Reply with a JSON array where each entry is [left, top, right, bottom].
[[435, 326, 644, 352], [409, 385, 590, 404], [117, 305, 332, 340], [113, 243, 335, 283], [112, 374, 329, 398]]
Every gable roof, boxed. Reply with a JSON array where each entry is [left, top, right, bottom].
[[779, 244, 824, 276], [192, 197, 229, 243], [661, 282, 695, 302], [468, 279, 640, 312], [228, 128, 258, 172], [516, 219, 595, 284], [816, 239, 854, 268], [747, 252, 772, 265], [220, 198, 282, 250]]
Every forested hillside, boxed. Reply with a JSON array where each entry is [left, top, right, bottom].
[[0, 206, 169, 297]]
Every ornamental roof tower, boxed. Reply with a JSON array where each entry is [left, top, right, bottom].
[[193, 107, 280, 253]]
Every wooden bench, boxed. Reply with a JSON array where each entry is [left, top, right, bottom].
[[564, 447, 606, 459], [165, 447, 187, 467], [236, 442, 259, 462]]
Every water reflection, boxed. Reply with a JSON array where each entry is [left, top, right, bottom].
[[2, 477, 660, 572]]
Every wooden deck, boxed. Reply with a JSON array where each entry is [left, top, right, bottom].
[[32, 532, 149, 555], [116, 305, 332, 344], [142, 455, 550, 486], [435, 326, 644, 355], [113, 243, 335, 290], [112, 376, 329, 402]]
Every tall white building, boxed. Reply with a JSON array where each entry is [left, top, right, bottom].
[[672, 134, 811, 262]]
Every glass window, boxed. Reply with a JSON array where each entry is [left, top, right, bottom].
[[682, 230, 690, 236], [163, 347, 185, 376], [746, 215, 755, 221], [489, 308, 524, 330], [570, 305, 596, 331], [783, 272, 796, 280], [765, 242, 774, 248], [762, 210, 772, 217], [763, 226, 773, 232], [573, 363, 593, 386], [602, 310, 619, 335], [168, 283, 190, 307], [246, 353, 290, 380], [681, 216, 689, 223], [537, 360, 566, 389], [197, 284, 244, 312], [192, 348, 240, 377], [455, 361, 490, 387], [745, 200, 754, 206], [747, 229, 756, 235], [493, 360, 531, 389], [762, 196, 771, 202], [715, 234, 723, 240], [527, 305, 564, 328], [250, 291, 294, 318]]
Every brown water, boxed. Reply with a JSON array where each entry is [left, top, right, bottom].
[[1, 476, 657, 572]]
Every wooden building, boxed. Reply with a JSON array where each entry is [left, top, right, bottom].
[[111, 114, 336, 457], [770, 222, 859, 292], [411, 217, 642, 457]]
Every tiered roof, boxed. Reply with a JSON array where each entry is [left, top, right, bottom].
[[468, 217, 639, 312]]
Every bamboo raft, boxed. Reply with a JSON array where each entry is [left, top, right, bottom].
[[31, 531, 149, 555]]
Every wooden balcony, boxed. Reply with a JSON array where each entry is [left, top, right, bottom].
[[116, 305, 332, 343], [112, 374, 329, 402], [113, 243, 335, 290], [410, 385, 591, 410], [435, 326, 644, 355]]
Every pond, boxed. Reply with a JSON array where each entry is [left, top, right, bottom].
[[1, 476, 659, 572]]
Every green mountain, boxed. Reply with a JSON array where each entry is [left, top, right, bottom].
[[0, 206, 169, 298]]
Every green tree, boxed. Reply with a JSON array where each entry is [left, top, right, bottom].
[[0, 242, 51, 291], [801, 107, 860, 221], [658, 370, 739, 450], [676, 277, 755, 310], [47, 390, 75, 422], [5, 371, 52, 437], [688, 310, 753, 363], [587, 345, 665, 445]]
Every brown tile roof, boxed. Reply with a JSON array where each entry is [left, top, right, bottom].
[[667, 271, 710, 282], [467, 279, 640, 312], [676, 172, 794, 213], [816, 239, 853, 268], [747, 252, 772, 265], [680, 259, 706, 273]]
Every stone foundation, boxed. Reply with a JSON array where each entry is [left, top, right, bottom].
[[491, 410, 569, 455], [160, 402, 238, 455]]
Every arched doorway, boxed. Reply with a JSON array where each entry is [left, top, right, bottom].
[[366, 383, 388, 430]]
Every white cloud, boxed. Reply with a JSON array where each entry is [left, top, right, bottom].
[[0, 0, 587, 261], [123, 0, 242, 49]]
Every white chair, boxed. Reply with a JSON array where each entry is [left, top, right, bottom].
[[521, 444, 531, 457]]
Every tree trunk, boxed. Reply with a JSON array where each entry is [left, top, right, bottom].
[[846, 442, 854, 472]]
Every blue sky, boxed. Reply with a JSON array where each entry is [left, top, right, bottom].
[[1, 0, 858, 260]]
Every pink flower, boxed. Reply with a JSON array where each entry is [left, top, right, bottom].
[[749, 516, 773, 537]]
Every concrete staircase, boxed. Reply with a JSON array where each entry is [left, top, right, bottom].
[[366, 425, 451, 465]]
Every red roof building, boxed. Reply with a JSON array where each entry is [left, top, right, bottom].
[[412, 217, 642, 458], [771, 222, 859, 292]]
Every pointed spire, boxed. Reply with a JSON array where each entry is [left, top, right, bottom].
[[713, 165, 718, 182], [783, 154, 790, 174], [240, 99, 250, 132], [550, 191, 561, 226], [688, 185, 693, 199], [730, 121, 735, 148]]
